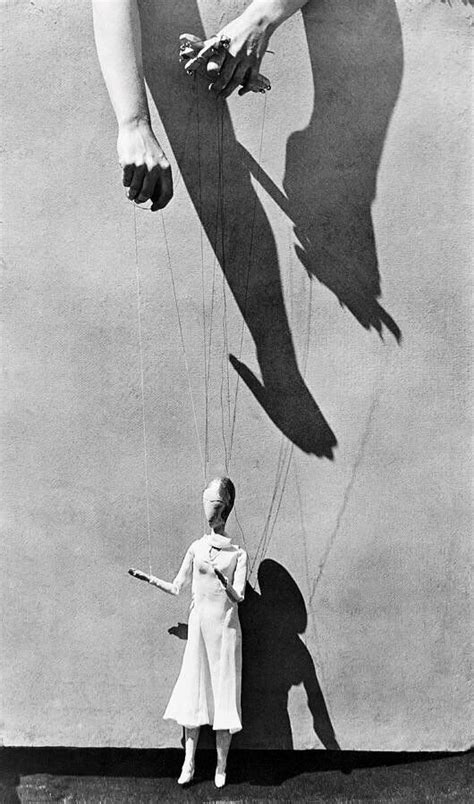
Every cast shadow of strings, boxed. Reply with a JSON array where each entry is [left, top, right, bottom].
[[140, 0, 403, 459], [168, 559, 340, 760]]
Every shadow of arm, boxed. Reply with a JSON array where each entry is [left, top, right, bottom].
[[300, 646, 341, 750]]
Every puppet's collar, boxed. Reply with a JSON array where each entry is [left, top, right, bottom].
[[204, 532, 231, 549]]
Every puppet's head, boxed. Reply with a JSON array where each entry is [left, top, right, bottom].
[[203, 477, 235, 530]]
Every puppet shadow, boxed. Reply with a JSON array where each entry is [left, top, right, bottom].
[[140, 0, 402, 456], [171, 558, 339, 770], [235, 559, 339, 758]]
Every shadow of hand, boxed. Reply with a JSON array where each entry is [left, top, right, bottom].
[[229, 354, 336, 457], [284, 130, 401, 343], [168, 622, 188, 640]]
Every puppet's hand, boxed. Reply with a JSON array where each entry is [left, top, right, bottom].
[[117, 120, 173, 211], [179, 33, 271, 97], [214, 568, 228, 588], [128, 568, 151, 583]]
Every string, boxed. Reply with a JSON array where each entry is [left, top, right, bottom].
[[216, 104, 230, 471], [160, 211, 206, 482], [249, 228, 314, 579], [218, 107, 232, 436], [195, 77, 210, 477], [134, 87, 271, 565], [133, 206, 153, 575], [218, 108, 233, 465], [228, 93, 269, 466]]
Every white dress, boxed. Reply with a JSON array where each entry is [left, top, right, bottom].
[[163, 533, 247, 733]]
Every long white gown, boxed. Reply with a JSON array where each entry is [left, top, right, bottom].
[[163, 533, 247, 733]]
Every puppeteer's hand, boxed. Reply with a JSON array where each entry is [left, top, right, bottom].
[[210, 11, 272, 98], [117, 121, 173, 211], [128, 567, 151, 583], [179, 30, 271, 98]]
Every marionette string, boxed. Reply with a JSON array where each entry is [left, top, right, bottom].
[[132, 84, 276, 567], [133, 205, 153, 575], [249, 232, 314, 579], [160, 210, 207, 482], [228, 93, 268, 467]]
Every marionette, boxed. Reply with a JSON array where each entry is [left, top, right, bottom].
[[129, 477, 247, 788]]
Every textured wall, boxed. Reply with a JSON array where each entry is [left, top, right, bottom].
[[2, 0, 472, 750]]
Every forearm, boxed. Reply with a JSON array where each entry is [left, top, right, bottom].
[[149, 576, 179, 595], [241, 0, 309, 35], [92, 0, 150, 127], [225, 583, 244, 603]]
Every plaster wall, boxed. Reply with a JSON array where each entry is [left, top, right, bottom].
[[1, 0, 472, 750]]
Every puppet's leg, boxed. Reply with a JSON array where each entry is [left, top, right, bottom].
[[215, 729, 232, 788], [178, 726, 200, 784]]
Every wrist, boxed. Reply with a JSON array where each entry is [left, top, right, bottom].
[[245, 0, 307, 32], [118, 114, 151, 132], [241, 2, 275, 36]]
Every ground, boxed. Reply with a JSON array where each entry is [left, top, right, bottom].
[[0, 749, 472, 802]]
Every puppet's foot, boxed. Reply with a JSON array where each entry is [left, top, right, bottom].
[[177, 761, 195, 785], [214, 768, 226, 788]]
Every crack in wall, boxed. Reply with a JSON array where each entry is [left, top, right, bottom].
[[309, 384, 382, 607]]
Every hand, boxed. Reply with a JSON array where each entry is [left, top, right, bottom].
[[179, 31, 271, 98], [211, 11, 272, 98], [128, 568, 151, 583], [214, 568, 228, 588], [117, 120, 173, 211]]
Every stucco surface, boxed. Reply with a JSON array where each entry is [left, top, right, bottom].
[[1, 0, 472, 749]]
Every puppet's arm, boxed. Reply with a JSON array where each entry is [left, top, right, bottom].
[[129, 544, 194, 596], [91, 0, 172, 209], [214, 550, 248, 603], [129, 568, 179, 595]]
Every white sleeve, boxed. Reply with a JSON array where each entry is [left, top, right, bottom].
[[232, 549, 248, 601], [171, 544, 194, 594]]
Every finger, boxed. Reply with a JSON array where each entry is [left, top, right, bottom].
[[122, 164, 134, 187], [135, 165, 159, 204], [210, 56, 239, 95], [239, 69, 271, 96], [179, 33, 203, 46], [253, 72, 271, 92], [180, 46, 196, 62], [249, 72, 272, 93], [185, 37, 220, 74], [150, 164, 173, 211], [206, 48, 226, 80], [127, 164, 146, 201], [179, 36, 204, 62], [221, 63, 250, 99]]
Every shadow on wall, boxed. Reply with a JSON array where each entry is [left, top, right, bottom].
[[140, 0, 402, 457], [235, 559, 340, 751], [171, 559, 339, 752], [244, 0, 403, 341]]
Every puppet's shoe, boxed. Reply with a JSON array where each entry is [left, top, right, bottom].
[[177, 761, 195, 785], [214, 769, 226, 788]]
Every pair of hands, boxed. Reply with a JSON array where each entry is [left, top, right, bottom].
[[119, 15, 271, 212]]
